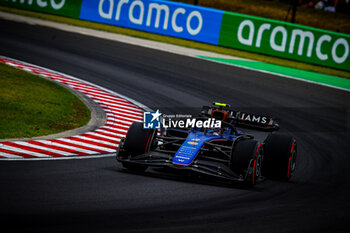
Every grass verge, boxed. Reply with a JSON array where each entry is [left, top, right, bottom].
[[0, 62, 90, 139], [0, 6, 349, 80]]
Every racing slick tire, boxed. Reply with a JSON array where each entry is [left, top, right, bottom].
[[262, 134, 297, 181], [118, 122, 156, 172], [231, 139, 263, 186]]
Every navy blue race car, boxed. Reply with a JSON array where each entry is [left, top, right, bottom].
[[116, 103, 297, 186]]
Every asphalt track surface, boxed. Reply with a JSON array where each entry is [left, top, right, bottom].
[[1, 19, 350, 233]]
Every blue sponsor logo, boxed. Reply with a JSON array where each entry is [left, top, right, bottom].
[[143, 109, 161, 129], [80, 0, 223, 44], [172, 132, 221, 165]]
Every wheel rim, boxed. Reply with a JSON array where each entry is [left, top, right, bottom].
[[251, 149, 262, 185], [289, 150, 297, 178], [255, 154, 262, 178]]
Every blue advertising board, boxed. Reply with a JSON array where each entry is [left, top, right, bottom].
[[80, 0, 224, 45]]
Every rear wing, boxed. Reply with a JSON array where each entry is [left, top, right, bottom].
[[199, 103, 279, 131]]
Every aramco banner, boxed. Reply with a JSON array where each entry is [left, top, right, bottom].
[[219, 12, 350, 71], [80, 0, 224, 45]]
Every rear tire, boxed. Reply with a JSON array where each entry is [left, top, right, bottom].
[[262, 134, 297, 181], [118, 122, 156, 172], [231, 139, 263, 186]]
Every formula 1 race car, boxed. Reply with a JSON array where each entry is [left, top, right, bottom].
[[116, 102, 297, 186]]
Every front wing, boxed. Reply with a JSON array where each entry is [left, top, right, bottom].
[[117, 150, 252, 182]]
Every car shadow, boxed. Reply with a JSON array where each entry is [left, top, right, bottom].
[[107, 165, 265, 191]]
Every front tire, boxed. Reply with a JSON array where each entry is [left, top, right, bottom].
[[231, 139, 263, 186], [117, 122, 156, 172]]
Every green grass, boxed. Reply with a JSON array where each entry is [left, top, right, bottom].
[[0, 5, 349, 80], [0, 62, 90, 139]]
